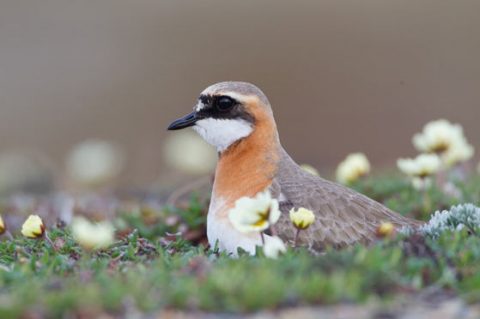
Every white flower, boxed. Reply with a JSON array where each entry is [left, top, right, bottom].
[[411, 177, 433, 191], [66, 140, 125, 187], [21, 215, 45, 238], [263, 236, 287, 259], [300, 164, 319, 176], [336, 153, 371, 184], [443, 138, 474, 167], [71, 217, 115, 251], [229, 190, 280, 233], [397, 154, 441, 178], [413, 119, 464, 153], [398, 154, 441, 190], [163, 131, 217, 175], [412, 119, 474, 167], [289, 207, 315, 230]]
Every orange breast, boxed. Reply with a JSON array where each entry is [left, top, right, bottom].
[[212, 100, 280, 216]]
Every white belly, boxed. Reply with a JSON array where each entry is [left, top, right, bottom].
[[207, 196, 265, 256]]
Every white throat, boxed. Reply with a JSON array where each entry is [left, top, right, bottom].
[[193, 118, 253, 152]]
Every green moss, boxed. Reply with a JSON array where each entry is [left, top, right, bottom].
[[0, 173, 480, 317]]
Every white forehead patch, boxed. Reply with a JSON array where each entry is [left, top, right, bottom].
[[195, 100, 206, 112], [193, 118, 253, 152]]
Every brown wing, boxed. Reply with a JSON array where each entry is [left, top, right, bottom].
[[272, 149, 422, 250]]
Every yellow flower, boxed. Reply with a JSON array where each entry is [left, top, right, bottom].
[[71, 217, 115, 251], [21, 215, 45, 238], [229, 190, 280, 233], [263, 236, 287, 259], [300, 164, 319, 176], [336, 153, 371, 184], [376, 222, 395, 238], [289, 207, 315, 230], [0, 216, 5, 235]]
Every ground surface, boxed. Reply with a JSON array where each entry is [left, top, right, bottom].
[[0, 172, 479, 318]]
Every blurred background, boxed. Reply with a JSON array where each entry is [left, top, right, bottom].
[[1, 0, 479, 193]]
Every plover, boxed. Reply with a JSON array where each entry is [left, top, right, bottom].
[[168, 81, 421, 254]]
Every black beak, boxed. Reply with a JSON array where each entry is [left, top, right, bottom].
[[167, 111, 198, 130]]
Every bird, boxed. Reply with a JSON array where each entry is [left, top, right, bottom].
[[167, 81, 422, 254]]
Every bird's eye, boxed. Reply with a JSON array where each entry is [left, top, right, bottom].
[[216, 96, 235, 111]]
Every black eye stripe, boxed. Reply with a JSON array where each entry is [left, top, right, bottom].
[[196, 94, 255, 124], [199, 95, 211, 105]]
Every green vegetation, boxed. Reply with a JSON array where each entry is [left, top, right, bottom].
[[1, 173, 479, 318]]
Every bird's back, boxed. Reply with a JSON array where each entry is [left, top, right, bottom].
[[271, 148, 422, 250]]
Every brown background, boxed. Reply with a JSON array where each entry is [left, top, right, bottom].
[[1, 0, 479, 186]]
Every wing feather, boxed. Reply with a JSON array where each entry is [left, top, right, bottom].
[[272, 149, 422, 249]]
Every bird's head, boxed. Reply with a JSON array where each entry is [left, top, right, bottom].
[[167, 81, 276, 152]]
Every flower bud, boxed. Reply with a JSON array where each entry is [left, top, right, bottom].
[[0, 216, 5, 235], [21, 215, 45, 238], [376, 222, 395, 238], [289, 207, 315, 230]]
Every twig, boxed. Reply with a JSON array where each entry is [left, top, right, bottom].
[[112, 252, 126, 262], [5, 230, 14, 241], [294, 229, 301, 247], [44, 231, 57, 251], [422, 188, 431, 213]]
